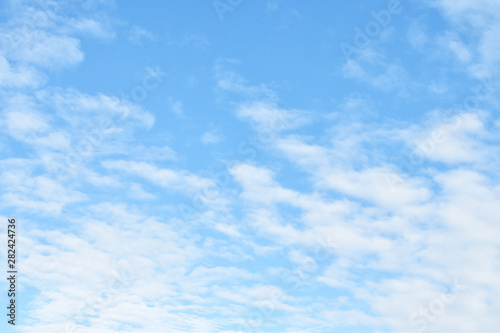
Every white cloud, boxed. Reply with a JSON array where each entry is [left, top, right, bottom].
[[3, 109, 49, 138], [201, 129, 224, 145], [430, 0, 500, 78], [181, 33, 210, 49], [266, 0, 281, 12], [236, 101, 311, 132], [214, 58, 277, 100], [226, 94, 500, 331], [128, 25, 156, 45], [101, 160, 214, 193], [342, 59, 366, 78], [0, 29, 84, 68], [407, 112, 492, 164], [1, 1, 499, 332], [0, 55, 46, 88], [35, 87, 155, 129], [438, 32, 472, 63], [66, 18, 115, 39], [341, 57, 409, 93], [127, 183, 156, 200], [167, 96, 183, 115], [0, 174, 87, 215], [17, 210, 215, 332], [407, 21, 429, 51]]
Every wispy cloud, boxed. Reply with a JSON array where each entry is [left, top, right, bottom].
[[2, 1, 500, 332], [128, 25, 156, 45]]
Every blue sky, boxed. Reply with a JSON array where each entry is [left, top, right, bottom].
[[0, 0, 499, 332]]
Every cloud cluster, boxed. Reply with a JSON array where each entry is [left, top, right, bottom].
[[0, 0, 499, 332]]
